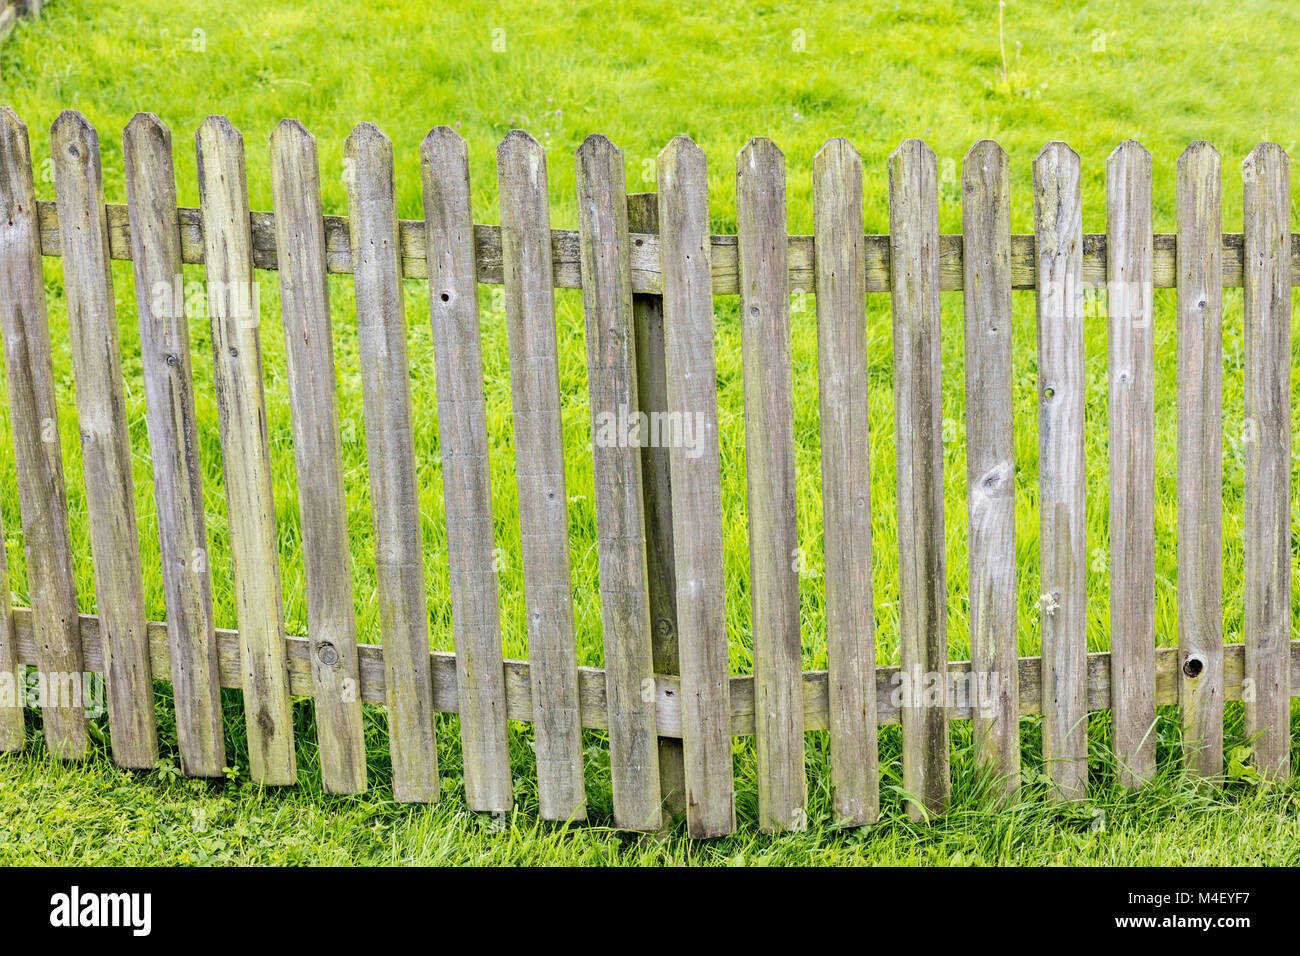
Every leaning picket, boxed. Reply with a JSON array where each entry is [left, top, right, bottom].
[[736, 136, 806, 833], [195, 115, 296, 786], [345, 122, 440, 804], [1241, 143, 1292, 781], [123, 113, 227, 778], [813, 137, 879, 826], [657, 136, 735, 838], [960, 139, 1019, 802], [0, 107, 87, 760], [269, 119, 367, 795], [576, 134, 662, 831], [888, 139, 950, 820], [420, 126, 513, 813], [1032, 142, 1089, 801], [50, 111, 158, 770], [1105, 140, 1156, 788], [1175, 141, 1224, 779]]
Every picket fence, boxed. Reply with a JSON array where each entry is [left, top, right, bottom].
[[0, 107, 1296, 838]]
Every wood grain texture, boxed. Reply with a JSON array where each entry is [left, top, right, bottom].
[[420, 126, 512, 813], [888, 139, 950, 820], [628, 191, 686, 820], [123, 112, 226, 777], [736, 137, 806, 832], [1105, 140, 1156, 788], [50, 111, 158, 770], [960, 139, 1019, 802], [1175, 141, 1224, 779], [344, 122, 439, 803], [813, 138, 878, 826], [498, 130, 585, 822], [0, 107, 87, 759], [1032, 142, 1088, 800], [269, 119, 366, 795], [656, 136, 735, 838], [1241, 142, 1292, 781], [35, 197, 1300, 293], [576, 135, 662, 830], [195, 115, 296, 786]]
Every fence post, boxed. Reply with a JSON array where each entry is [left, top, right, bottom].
[[628, 190, 687, 821]]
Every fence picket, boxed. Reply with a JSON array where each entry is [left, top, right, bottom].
[[0, 108, 87, 760], [628, 191, 686, 820], [195, 115, 296, 786], [50, 111, 158, 770], [269, 119, 367, 795], [813, 137, 878, 826], [1241, 142, 1291, 781], [1175, 141, 1224, 779], [344, 122, 440, 803], [575, 134, 662, 831], [1106, 140, 1156, 788], [123, 114, 226, 777], [656, 136, 735, 838], [497, 130, 586, 822], [420, 126, 513, 813], [1032, 142, 1088, 800], [888, 139, 950, 819], [737, 137, 806, 832], [960, 139, 1019, 802]]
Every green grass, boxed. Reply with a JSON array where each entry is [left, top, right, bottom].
[[1, 0, 1300, 864]]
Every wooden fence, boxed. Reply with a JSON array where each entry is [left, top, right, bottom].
[[0, 108, 1298, 838]]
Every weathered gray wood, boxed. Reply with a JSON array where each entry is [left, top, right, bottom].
[[420, 125, 512, 813], [1241, 142, 1292, 781], [736, 137, 806, 832], [1175, 141, 1224, 780], [1032, 142, 1089, 800], [888, 139, 950, 820], [269, 119, 367, 795], [37, 196, 1300, 293], [960, 139, 1019, 802], [344, 122, 439, 803], [576, 134, 662, 831], [14, 604, 1299, 738], [656, 136, 735, 838], [628, 191, 686, 820], [0, 504, 22, 750], [123, 113, 226, 778], [497, 129, 586, 822], [1105, 140, 1157, 788], [50, 111, 158, 770], [0, 107, 87, 760], [195, 115, 296, 786], [813, 138, 878, 826]]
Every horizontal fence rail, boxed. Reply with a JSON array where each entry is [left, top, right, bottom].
[[1, 108, 1299, 838]]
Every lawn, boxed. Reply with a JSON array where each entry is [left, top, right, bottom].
[[0, 0, 1299, 864]]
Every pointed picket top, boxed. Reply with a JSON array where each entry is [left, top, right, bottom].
[[1244, 141, 1289, 182], [270, 116, 315, 149], [1107, 139, 1152, 180], [196, 114, 244, 155], [123, 111, 172, 154], [889, 137, 936, 171], [815, 136, 860, 169], [657, 135, 706, 193], [50, 109, 99, 158], [345, 120, 392, 162], [1034, 140, 1080, 172], [1177, 139, 1221, 176], [420, 124, 467, 164], [577, 131, 623, 167], [0, 107, 34, 213], [738, 135, 784, 170], [497, 128, 548, 196], [964, 138, 1007, 168]]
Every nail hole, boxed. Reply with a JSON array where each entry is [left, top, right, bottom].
[[1182, 653, 1206, 679], [440, 292, 450, 302]]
